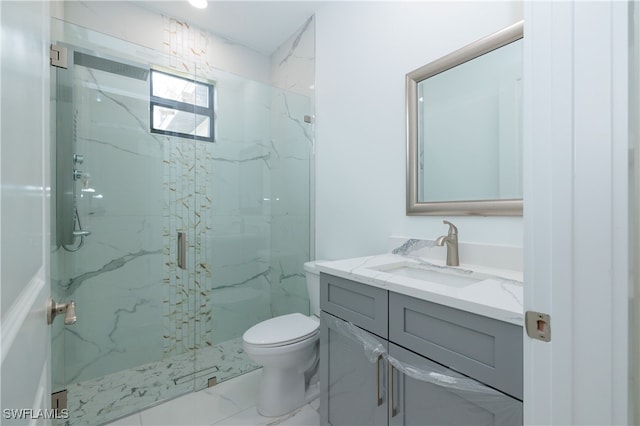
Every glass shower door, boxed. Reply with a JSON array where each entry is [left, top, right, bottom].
[[50, 18, 315, 425], [51, 41, 199, 425]]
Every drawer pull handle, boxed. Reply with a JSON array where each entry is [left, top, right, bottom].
[[390, 364, 399, 417], [376, 354, 383, 406]]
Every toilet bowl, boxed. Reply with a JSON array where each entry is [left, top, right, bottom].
[[242, 261, 322, 417]]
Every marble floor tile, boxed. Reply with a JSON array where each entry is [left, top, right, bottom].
[[212, 404, 319, 426], [200, 369, 261, 413], [106, 413, 142, 426], [279, 405, 319, 426], [107, 369, 320, 426], [138, 389, 240, 426]]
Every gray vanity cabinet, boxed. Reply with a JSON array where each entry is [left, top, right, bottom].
[[320, 311, 388, 426], [388, 343, 522, 426], [320, 272, 523, 426], [319, 273, 389, 425]]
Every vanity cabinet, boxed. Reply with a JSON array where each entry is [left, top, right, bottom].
[[387, 343, 522, 426], [319, 272, 523, 426], [320, 311, 388, 426]]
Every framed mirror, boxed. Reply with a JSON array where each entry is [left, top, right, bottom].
[[406, 21, 523, 216]]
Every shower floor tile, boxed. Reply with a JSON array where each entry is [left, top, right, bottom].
[[105, 369, 320, 426]]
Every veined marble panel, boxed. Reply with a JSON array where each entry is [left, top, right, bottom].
[[270, 216, 311, 318], [62, 246, 164, 383], [269, 13, 315, 293], [270, 16, 315, 98], [211, 284, 271, 346], [268, 88, 312, 318], [56, 58, 166, 386]]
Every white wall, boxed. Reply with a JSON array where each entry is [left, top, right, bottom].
[[315, 1, 523, 260]]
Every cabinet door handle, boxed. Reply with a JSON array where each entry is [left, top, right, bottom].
[[390, 364, 399, 418], [376, 354, 383, 406]]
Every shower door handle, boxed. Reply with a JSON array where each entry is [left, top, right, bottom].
[[177, 231, 186, 270]]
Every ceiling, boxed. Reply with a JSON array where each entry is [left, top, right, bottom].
[[134, 1, 324, 55]]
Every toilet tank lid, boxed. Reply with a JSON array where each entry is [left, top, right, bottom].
[[243, 313, 319, 346]]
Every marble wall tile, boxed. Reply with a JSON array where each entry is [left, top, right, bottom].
[[56, 62, 165, 386], [269, 16, 315, 318], [268, 89, 312, 317], [270, 16, 315, 97]]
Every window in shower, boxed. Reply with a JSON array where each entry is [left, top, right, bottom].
[[150, 69, 215, 142]]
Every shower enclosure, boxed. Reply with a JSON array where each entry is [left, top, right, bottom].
[[50, 19, 313, 425]]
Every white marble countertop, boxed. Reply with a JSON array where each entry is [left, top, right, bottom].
[[315, 253, 524, 326]]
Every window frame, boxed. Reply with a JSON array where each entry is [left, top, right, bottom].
[[149, 68, 215, 142]]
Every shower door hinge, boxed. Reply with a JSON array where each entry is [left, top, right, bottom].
[[50, 44, 68, 69], [51, 390, 68, 414]]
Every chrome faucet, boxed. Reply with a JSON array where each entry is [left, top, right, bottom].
[[436, 220, 459, 266]]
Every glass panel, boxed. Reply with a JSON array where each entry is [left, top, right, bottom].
[[152, 104, 211, 138], [152, 70, 209, 107], [51, 17, 313, 426], [196, 69, 312, 381], [50, 19, 199, 426]]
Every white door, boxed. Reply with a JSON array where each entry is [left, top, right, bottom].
[[524, 1, 630, 424], [0, 1, 53, 424]]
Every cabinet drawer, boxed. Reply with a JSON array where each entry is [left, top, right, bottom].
[[389, 293, 522, 399], [320, 273, 388, 338]]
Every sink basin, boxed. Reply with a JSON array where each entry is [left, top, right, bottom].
[[369, 262, 482, 288]]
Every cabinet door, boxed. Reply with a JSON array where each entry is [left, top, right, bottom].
[[388, 343, 522, 426], [389, 293, 522, 399], [320, 311, 388, 426]]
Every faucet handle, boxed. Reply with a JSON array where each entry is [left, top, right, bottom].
[[443, 220, 458, 236]]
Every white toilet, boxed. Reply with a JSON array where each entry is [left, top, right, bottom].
[[242, 261, 322, 417]]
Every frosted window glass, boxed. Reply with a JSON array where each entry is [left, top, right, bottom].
[[150, 69, 214, 141]]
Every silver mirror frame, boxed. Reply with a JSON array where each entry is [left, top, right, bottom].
[[406, 21, 524, 216]]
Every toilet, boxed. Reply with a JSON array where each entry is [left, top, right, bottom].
[[242, 261, 322, 417]]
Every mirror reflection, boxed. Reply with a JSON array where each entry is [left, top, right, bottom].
[[407, 21, 523, 215], [418, 39, 522, 202]]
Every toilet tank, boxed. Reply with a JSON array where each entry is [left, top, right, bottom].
[[303, 261, 322, 317]]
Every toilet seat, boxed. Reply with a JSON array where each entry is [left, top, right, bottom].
[[243, 313, 319, 348]]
